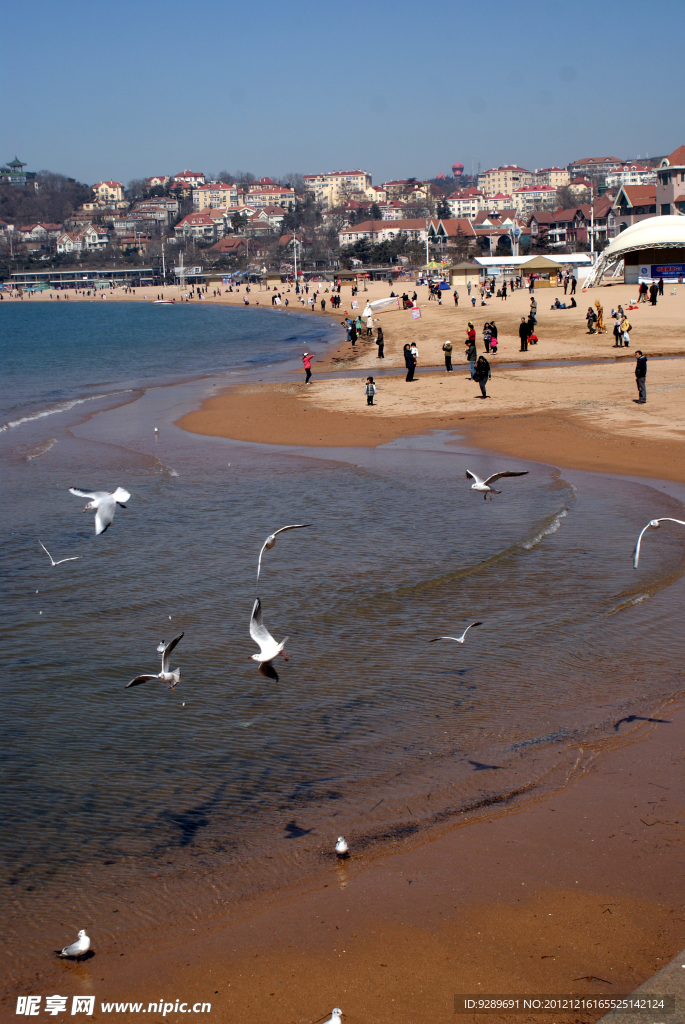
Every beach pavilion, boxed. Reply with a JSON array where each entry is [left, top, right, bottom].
[[518, 255, 565, 286], [584, 215, 685, 287]]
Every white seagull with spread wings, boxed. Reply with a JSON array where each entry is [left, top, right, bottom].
[[69, 487, 131, 534], [126, 633, 184, 689], [250, 599, 288, 681], [257, 524, 312, 580], [633, 517, 685, 568], [39, 541, 80, 567], [465, 469, 528, 500], [429, 622, 482, 644]]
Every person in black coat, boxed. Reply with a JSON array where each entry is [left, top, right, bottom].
[[375, 325, 384, 358], [404, 343, 416, 381], [518, 317, 529, 352], [474, 354, 491, 398]]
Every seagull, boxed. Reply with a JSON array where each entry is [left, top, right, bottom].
[[335, 836, 349, 858], [429, 622, 482, 644], [321, 1011, 343, 1024], [39, 540, 80, 567], [126, 633, 184, 689], [69, 487, 131, 535], [257, 524, 312, 580], [633, 517, 685, 568], [250, 599, 288, 681], [465, 469, 528, 500], [154, 427, 159, 433], [55, 929, 90, 959]]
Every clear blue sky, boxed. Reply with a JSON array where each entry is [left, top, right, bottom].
[[3, 0, 683, 186]]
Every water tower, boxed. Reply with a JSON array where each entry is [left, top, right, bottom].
[[451, 162, 464, 179]]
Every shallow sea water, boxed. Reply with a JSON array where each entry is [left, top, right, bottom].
[[1, 301, 684, 983]]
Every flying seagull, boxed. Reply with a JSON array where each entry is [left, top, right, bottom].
[[429, 622, 482, 644], [126, 633, 184, 689], [257, 524, 312, 580], [69, 487, 131, 535], [55, 929, 90, 959], [250, 598, 288, 681], [335, 836, 349, 858], [39, 540, 80, 567], [633, 517, 685, 568], [465, 469, 528, 500]]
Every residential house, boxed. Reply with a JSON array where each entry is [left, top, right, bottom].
[[568, 177, 592, 198], [259, 205, 287, 231], [446, 187, 485, 219], [117, 233, 152, 252], [134, 197, 179, 215], [146, 175, 170, 188], [427, 218, 476, 249], [208, 236, 249, 255], [242, 183, 296, 210], [56, 232, 83, 253], [567, 156, 622, 179], [527, 207, 590, 247], [605, 164, 657, 188], [612, 185, 658, 230], [111, 216, 137, 236], [378, 180, 435, 203], [338, 219, 428, 246], [364, 184, 389, 203], [655, 144, 685, 215], [511, 184, 559, 214], [533, 167, 570, 188], [92, 181, 125, 203], [378, 200, 411, 221], [303, 170, 372, 208], [174, 211, 221, 243], [173, 170, 206, 187], [244, 211, 275, 237], [81, 225, 110, 249], [193, 182, 240, 210], [477, 165, 533, 196], [18, 224, 49, 244]]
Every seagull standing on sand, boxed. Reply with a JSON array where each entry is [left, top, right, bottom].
[[429, 622, 482, 644], [55, 929, 90, 959], [465, 469, 528, 500], [126, 633, 184, 689], [633, 517, 685, 568], [250, 599, 288, 681], [39, 541, 80, 567], [335, 836, 349, 858], [257, 524, 312, 581], [320, 1010, 343, 1024], [69, 487, 131, 535]]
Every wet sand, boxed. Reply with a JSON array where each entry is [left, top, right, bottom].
[[9, 706, 684, 1024]]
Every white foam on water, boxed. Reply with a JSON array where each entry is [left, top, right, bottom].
[[520, 508, 568, 550], [0, 390, 133, 432]]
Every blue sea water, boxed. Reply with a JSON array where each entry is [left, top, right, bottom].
[[1, 299, 684, 986]]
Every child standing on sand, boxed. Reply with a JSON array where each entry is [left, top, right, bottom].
[[365, 377, 377, 405]]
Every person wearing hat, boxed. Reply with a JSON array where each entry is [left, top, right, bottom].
[[302, 351, 313, 384]]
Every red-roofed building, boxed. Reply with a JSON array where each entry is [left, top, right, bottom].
[[146, 175, 170, 188], [605, 164, 657, 188], [93, 181, 124, 202], [512, 184, 559, 214], [208, 236, 248, 255], [446, 187, 485, 219], [525, 205, 619, 247], [243, 183, 296, 210], [174, 211, 223, 243], [567, 156, 623, 178], [303, 170, 372, 207], [477, 165, 533, 195], [173, 170, 206, 186], [338, 219, 429, 246], [656, 144, 685, 215], [57, 231, 83, 254], [193, 181, 240, 210], [427, 218, 476, 248], [613, 185, 658, 229]]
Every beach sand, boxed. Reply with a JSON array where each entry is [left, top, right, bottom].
[[5, 277, 685, 1023]]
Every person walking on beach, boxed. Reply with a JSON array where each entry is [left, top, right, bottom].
[[483, 322, 492, 353], [519, 317, 530, 352], [639, 281, 649, 303], [658, 276, 664, 297], [474, 354, 491, 398], [586, 306, 598, 333], [350, 320, 358, 346], [465, 334, 477, 378], [442, 339, 453, 371], [365, 376, 377, 405], [501, 281, 507, 300], [570, 275, 577, 294], [375, 325, 385, 358], [302, 351, 313, 384], [453, 289, 459, 306], [620, 312, 631, 347], [404, 343, 416, 382], [634, 350, 647, 403]]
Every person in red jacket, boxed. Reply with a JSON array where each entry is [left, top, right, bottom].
[[302, 351, 313, 384]]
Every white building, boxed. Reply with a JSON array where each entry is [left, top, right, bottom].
[[339, 219, 428, 246], [532, 167, 570, 187], [446, 188, 485, 219], [304, 170, 372, 208], [511, 184, 559, 214], [478, 165, 533, 195], [604, 164, 657, 188]]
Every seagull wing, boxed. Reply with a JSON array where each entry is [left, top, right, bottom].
[[429, 636, 463, 642], [54, 557, 80, 564], [39, 540, 55, 565], [160, 632, 184, 673], [482, 471, 529, 486], [112, 487, 131, 504], [633, 521, 652, 569], [459, 621, 483, 641], [250, 598, 276, 656], [69, 487, 108, 500], [125, 674, 159, 688], [272, 523, 312, 538], [94, 496, 117, 534], [259, 661, 280, 681], [256, 538, 269, 582], [465, 469, 484, 485], [257, 524, 312, 580]]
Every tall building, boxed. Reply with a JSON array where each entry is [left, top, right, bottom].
[[477, 165, 533, 195], [303, 170, 372, 208]]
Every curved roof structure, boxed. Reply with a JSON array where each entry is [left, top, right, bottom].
[[603, 215, 685, 258]]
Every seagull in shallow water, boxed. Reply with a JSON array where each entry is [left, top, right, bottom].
[[335, 836, 349, 858], [429, 622, 482, 644], [250, 599, 288, 681], [55, 929, 90, 959], [633, 517, 685, 568], [257, 524, 312, 580], [69, 487, 131, 535], [465, 469, 528, 500], [39, 540, 80, 567], [126, 633, 184, 689]]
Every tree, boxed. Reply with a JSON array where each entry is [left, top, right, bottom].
[[126, 179, 148, 202], [556, 185, 580, 210], [369, 202, 383, 221], [235, 170, 255, 184], [231, 212, 248, 233], [282, 172, 305, 193], [436, 198, 451, 219]]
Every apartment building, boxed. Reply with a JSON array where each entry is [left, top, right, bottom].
[[567, 156, 622, 179], [304, 170, 372, 207], [445, 187, 485, 219], [511, 184, 559, 214], [193, 182, 240, 210], [533, 167, 570, 187], [244, 183, 296, 210], [477, 165, 533, 195], [604, 164, 657, 188]]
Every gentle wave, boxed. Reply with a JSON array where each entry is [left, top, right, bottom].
[[21, 438, 57, 461], [520, 508, 568, 550], [0, 390, 133, 432]]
